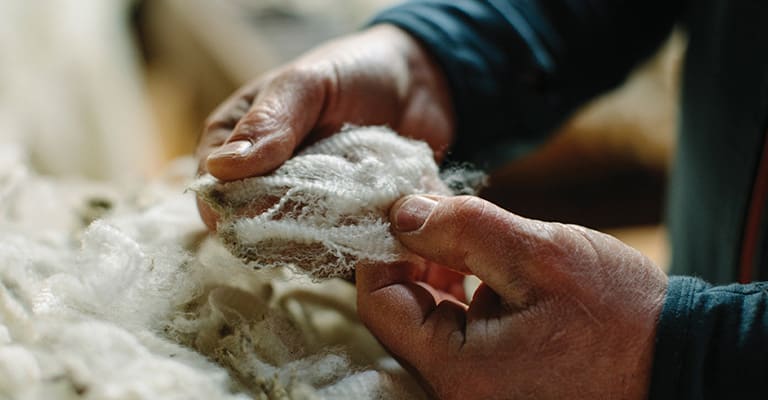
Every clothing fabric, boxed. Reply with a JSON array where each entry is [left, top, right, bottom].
[[372, 0, 768, 397], [651, 277, 768, 398]]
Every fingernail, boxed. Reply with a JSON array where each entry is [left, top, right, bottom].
[[208, 140, 252, 160], [394, 195, 436, 232]]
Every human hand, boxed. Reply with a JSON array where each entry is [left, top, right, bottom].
[[195, 24, 454, 231], [356, 195, 668, 399]]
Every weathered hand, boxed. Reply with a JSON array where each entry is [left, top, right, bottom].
[[356, 195, 668, 399], [195, 25, 454, 231]]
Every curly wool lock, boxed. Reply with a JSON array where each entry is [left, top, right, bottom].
[[192, 126, 451, 280]]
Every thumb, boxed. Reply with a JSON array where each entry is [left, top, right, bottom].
[[390, 195, 562, 307], [205, 69, 329, 181]]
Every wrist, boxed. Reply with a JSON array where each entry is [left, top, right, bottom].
[[619, 270, 668, 399]]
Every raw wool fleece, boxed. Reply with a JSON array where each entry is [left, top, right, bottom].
[[192, 126, 451, 280], [0, 152, 424, 399]]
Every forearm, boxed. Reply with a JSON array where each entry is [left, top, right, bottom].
[[650, 277, 768, 398]]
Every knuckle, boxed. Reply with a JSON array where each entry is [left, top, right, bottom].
[[429, 196, 490, 267], [280, 61, 336, 97], [205, 95, 256, 132], [449, 195, 489, 223], [237, 106, 282, 134], [275, 63, 330, 92], [283, 61, 333, 81], [442, 196, 492, 240]]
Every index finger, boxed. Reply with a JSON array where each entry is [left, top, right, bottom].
[[356, 261, 467, 371], [203, 67, 330, 181], [196, 81, 263, 173]]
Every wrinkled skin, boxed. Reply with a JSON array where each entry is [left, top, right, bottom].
[[357, 195, 667, 399], [195, 25, 453, 230], [194, 24, 462, 298], [195, 24, 668, 399]]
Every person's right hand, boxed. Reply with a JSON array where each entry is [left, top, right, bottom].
[[357, 195, 668, 399], [195, 24, 455, 231]]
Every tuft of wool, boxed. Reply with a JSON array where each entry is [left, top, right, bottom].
[[192, 126, 451, 280]]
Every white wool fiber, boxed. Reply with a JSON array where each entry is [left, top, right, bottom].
[[0, 156, 426, 399], [192, 126, 452, 280]]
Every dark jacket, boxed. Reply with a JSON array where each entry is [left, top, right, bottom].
[[372, 0, 768, 397]]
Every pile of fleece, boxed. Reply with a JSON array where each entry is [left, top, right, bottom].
[[0, 131, 434, 399]]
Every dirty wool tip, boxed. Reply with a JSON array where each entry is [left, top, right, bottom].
[[191, 126, 451, 280]]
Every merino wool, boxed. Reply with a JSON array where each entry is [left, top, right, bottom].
[[192, 126, 451, 280], [0, 155, 424, 399]]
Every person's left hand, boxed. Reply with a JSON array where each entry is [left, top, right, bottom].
[[356, 195, 668, 399], [194, 25, 455, 232]]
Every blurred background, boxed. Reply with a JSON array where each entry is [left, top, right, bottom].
[[0, 0, 683, 269]]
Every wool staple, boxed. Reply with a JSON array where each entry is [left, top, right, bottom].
[[192, 126, 452, 280]]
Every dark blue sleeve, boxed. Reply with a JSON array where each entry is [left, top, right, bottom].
[[650, 277, 768, 399], [370, 0, 683, 167]]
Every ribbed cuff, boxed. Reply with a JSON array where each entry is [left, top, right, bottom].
[[648, 276, 709, 399]]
